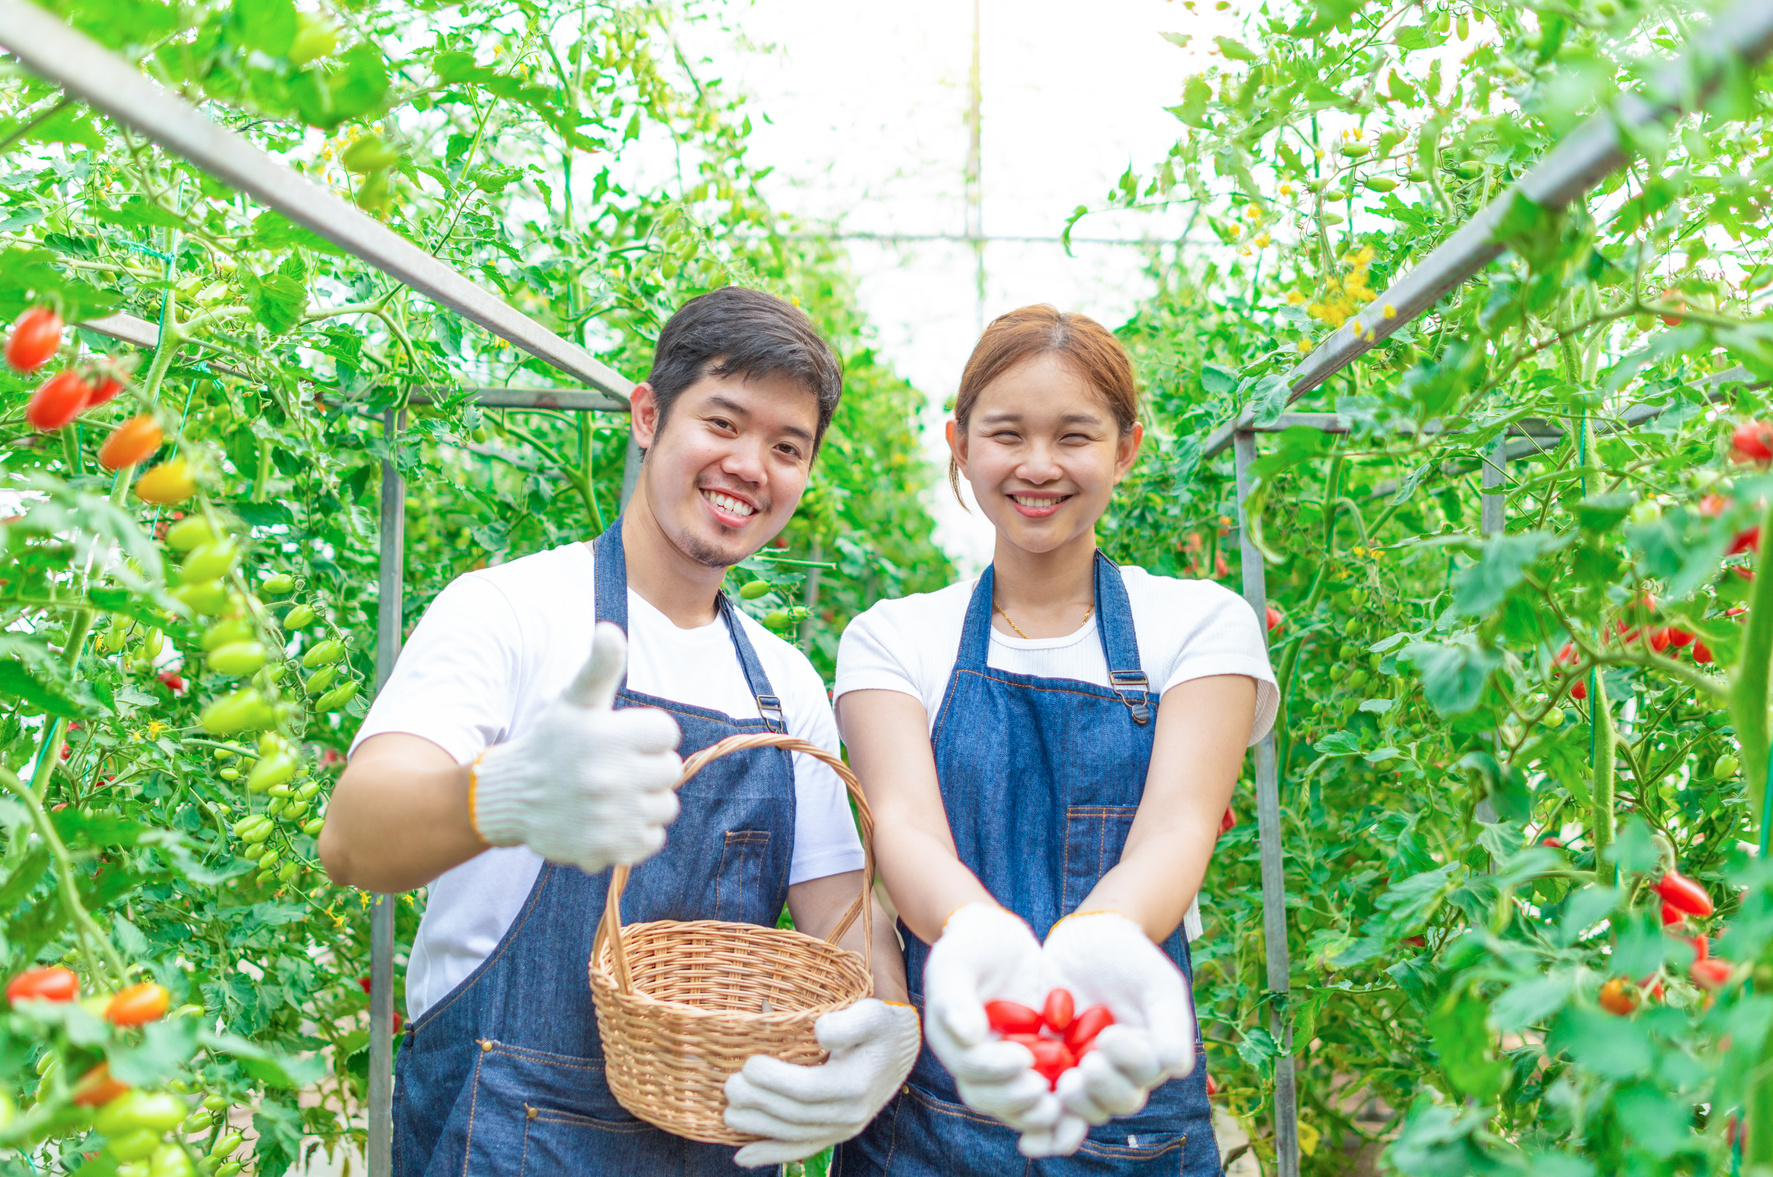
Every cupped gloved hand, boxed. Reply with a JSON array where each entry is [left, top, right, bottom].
[[1044, 911, 1197, 1127], [922, 904, 1064, 1136], [724, 998, 921, 1167], [471, 622, 683, 873]]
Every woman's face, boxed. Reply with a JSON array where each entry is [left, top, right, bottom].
[[948, 353, 1142, 557]]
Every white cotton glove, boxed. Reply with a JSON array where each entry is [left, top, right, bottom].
[[1044, 911, 1197, 1128], [921, 903, 1074, 1148], [724, 998, 921, 1167], [471, 622, 683, 873]]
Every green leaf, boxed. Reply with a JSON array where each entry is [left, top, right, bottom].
[[231, 0, 298, 56], [1451, 531, 1560, 616], [1214, 36, 1259, 61], [1403, 638, 1501, 715], [0, 660, 87, 719], [1428, 995, 1503, 1099], [108, 1018, 199, 1087], [1489, 972, 1574, 1033], [1549, 1005, 1653, 1079], [241, 271, 309, 335]]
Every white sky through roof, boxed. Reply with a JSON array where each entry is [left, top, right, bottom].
[[692, 0, 1234, 570]]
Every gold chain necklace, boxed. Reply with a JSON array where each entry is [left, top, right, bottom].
[[993, 601, 1095, 640]]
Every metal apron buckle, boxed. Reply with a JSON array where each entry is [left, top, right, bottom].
[[755, 694, 785, 732], [1109, 671, 1151, 725]]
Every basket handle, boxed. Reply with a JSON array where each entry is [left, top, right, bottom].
[[591, 731, 878, 999]]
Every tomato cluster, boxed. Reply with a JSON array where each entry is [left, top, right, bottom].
[[984, 989, 1116, 1089]]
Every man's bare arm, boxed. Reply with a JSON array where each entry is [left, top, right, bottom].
[[320, 733, 489, 893]]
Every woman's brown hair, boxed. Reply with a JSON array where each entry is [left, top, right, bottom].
[[949, 305, 1140, 501]]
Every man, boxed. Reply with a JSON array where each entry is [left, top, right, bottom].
[[321, 287, 918, 1175]]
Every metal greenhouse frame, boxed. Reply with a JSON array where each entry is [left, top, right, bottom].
[[2, 0, 1772, 1174]]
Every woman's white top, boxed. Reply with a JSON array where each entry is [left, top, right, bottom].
[[834, 566, 1280, 941]]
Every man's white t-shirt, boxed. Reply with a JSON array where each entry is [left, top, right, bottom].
[[352, 543, 864, 1020], [833, 566, 1279, 941]]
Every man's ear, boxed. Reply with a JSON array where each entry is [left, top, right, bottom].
[[630, 382, 661, 450]]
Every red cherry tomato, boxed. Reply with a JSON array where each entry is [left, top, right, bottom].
[[1042, 988, 1075, 1033], [105, 980, 171, 1026], [1002, 1032, 1044, 1050], [5, 307, 62, 371], [984, 1000, 1043, 1036], [1028, 1038, 1071, 1088], [1691, 934, 1709, 962], [1652, 871, 1714, 918], [98, 415, 163, 470], [1541, 835, 1564, 848], [1063, 1004, 1115, 1051], [1264, 604, 1284, 633], [1733, 420, 1773, 462], [1666, 628, 1695, 648], [1570, 680, 1588, 701], [26, 370, 93, 431], [6, 965, 78, 1004], [1693, 641, 1713, 664], [1692, 958, 1733, 990], [1554, 642, 1577, 666], [1660, 901, 1684, 927], [1730, 527, 1761, 556], [1648, 627, 1672, 653], [85, 377, 123, 408]]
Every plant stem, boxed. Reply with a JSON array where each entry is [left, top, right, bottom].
[[1731, 491, 1773, 850], [1591, 670, 1616, 884], [0, 765, 128, 987]]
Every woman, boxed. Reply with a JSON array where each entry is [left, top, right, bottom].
[[831, 306, 1276, 1175]]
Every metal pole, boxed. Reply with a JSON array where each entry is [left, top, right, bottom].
[[1232, 429, 1299, 1177], [368, 409, 405, 1177], [1476, 438, 1506, 830]]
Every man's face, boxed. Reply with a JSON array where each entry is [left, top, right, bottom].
[[632, 370, 820, 569]]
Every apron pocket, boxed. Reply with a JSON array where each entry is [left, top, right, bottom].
[[713, 829, 772, 923], [463, 1040, 658, 1174], [1071, 1130, 1188, 1174], [1062, 807, 1137, 914], [874, 1083, 1028, 1176]]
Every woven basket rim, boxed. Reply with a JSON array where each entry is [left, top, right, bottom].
[[589, 918, 870, 1022]]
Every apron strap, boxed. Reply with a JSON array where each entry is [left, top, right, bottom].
[[592, 515, 785, 730], [1094, 552, 1151, 726], [955, 567, 998, 671]]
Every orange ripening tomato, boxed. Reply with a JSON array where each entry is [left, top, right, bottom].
[[99, 416, 164, 470], [105, 980, 170, 1026], [26, 371, 92, 431], [984, 1000, 1043, 1036], [72, 1062, 130, 1107], [134, 458, 196, 505], [6, 307, 62, 371], [6, 965, 78, 1004], [1599, 977, 1636, 1016]]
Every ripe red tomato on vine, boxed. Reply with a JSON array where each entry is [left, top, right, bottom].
[[5, 306, 62, 371], [26, 371, 93, 431]]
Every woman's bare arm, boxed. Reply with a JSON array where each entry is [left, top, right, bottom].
[[836, 689, 995, 947], [787, 873, 909, 1001], [1079, 674, 1257, 940]]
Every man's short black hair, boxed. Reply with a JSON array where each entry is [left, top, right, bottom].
[[645, 287, 843, 446]]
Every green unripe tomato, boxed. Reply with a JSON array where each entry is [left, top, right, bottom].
[[1329, 665, 1346, 681], [210, 1133, 245, 1159], [261, 574, 295, 595], [302, 640, 345, 668], [181, 541, 238, 583], [1366, 176, 1398, 192], [278, 861, 301, 883], [150, 1144, 195, 1177], [1406, 168, 1428, 181], [264, 662, 288, 683], [302, 817, 326, 837], [174, 580, 231, 616], [282, 604, 317, 629], [35, 1052, 59, 1076], [266, 797, 289, 818], [200, 617, 254, 653], [117, 1164, 150, 1177], [98, 1092, 188, 1137], [256, 847, 280, 870], [247, 751, 298, 793], [1348, 669, 1370, 690], [100, 621, 129, 655], [166, 516, 218, 553], [201, 1095, 228, 1112], [285, 799, 310, 820], [214, 747, 236, 761], [109, 1132, 162, 1163], [219, 768, 239, 781], [470, 426, 491, 444], [1715, 753, 1741, 778], [0, 1092, 13, 1131], [202, 689, 274, 736], [305, 664, 339, 693], [289, 12, 338, 65], [1340, 141, 1371, 158], [216, 1163, 243, 1177], [1456, 160, 1484, 178], [763, 611, 790, 629], [314, 681, 361, 712], [207, 642, 267, 677], [297, 781, 322, 800], [268, 783, 295, 798], [739, 580, 773, 600]]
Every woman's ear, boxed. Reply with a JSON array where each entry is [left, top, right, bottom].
[[1113, 422, 1144, 483], [630, 382, 661, 450], [946, 418, 967, 473]]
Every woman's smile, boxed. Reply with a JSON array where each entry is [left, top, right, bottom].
[[1007, 492, 1073, 518]]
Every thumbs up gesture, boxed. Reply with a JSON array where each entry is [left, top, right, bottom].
[[471, 622, 685, 874]]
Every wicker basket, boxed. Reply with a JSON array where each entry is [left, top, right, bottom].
[[589, 731, 877, 1145]]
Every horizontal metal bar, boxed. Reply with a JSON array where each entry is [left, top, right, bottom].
[[1201, 0, 1773, 460], [0, 0, 631, 398], [79, 311, 629, 412]]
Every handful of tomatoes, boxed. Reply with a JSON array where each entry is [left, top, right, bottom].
[[984, 988, 1115, 1089]]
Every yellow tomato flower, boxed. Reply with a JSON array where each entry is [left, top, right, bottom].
[[1246, 205, 1263, 219], [1297, 340, 1313, 353], [1280, 183, 1295, 196], [1255, 233, 1272, 247], [1383, 304, 1397, 318], [1287, 290, 1306, 305]]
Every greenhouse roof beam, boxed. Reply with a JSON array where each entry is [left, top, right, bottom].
[[0, 0, 631, 399], [1201, 0, 1773, 459], [79, 311, 630, 411]]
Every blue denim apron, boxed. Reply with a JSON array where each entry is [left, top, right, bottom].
[[393, 518, 797, 1177], [835, 553, 1219, 1176]]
